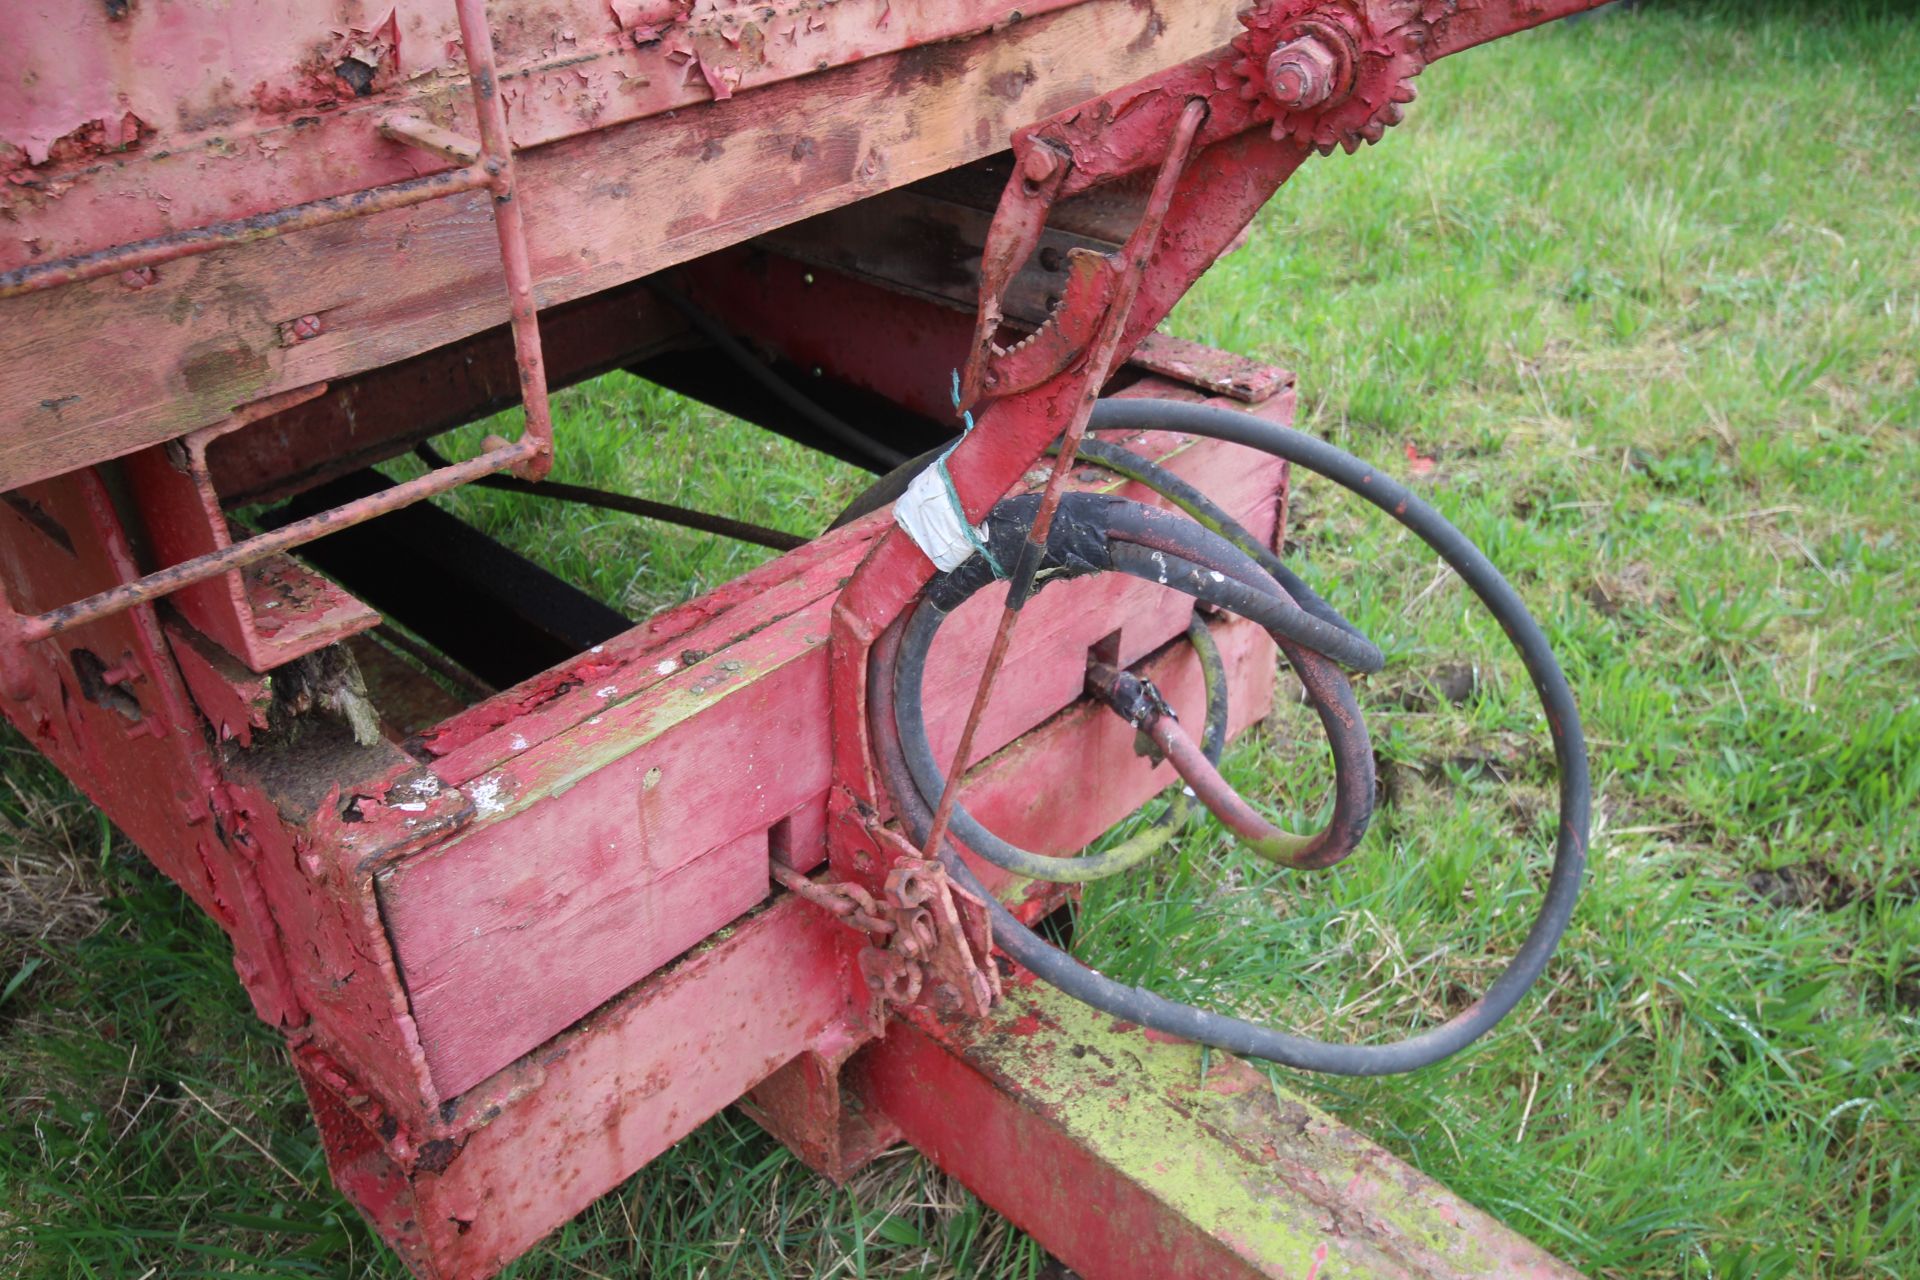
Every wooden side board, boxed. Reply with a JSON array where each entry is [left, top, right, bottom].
[[369, 611, 1278, 1276], [376, 427, 1285, 1099], [0, 0, 1243, 492], [1, 0, 1095, 266]]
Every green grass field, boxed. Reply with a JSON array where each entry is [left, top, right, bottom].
[[5, 2, 1919, 1276]]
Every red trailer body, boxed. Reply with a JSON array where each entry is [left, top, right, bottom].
[[1, 2, 1604, 1275]]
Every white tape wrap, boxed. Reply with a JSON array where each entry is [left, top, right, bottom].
[[893, 462, 986, 572]]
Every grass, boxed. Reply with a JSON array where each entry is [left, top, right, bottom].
[[5, 1, 1919, 1275]]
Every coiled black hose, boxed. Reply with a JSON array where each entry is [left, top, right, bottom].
[[887, 491, 1379, 875], [871, 397, 1589, 1076]]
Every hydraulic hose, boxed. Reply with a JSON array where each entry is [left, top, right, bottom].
[[887, 491, 1378, 878], [871, 397, 1589, 1076], [1068, 436, 1375, 660], [646, 281, 909, 472]]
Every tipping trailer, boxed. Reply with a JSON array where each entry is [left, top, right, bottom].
[[2, 2, 1604, 1275]]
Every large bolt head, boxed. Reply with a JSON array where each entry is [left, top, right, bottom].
[[1265, 35, 1342, 111], [1019, 144, 1060, 186]]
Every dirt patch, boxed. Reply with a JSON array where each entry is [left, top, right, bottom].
[[1584, 561, 1669, 620], [0, 805, 106, 954], [1891, 968, 1920, 1013], [1743, 859, 1858, 909], [1378, 737, 1548, 809], [1376, 662, 1479, 713]]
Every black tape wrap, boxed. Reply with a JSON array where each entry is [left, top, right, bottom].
[[924, 492, 1121, 610]]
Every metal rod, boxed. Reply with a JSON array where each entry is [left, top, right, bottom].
[[1145, 712, 1315, 867], [919, 100, 1208, 862], [379, 116, 482, 166], [414, 444, 807, 551], [455, 0, 556, 481], [18, 440, 538, 643], [0, 165, 489, 301]]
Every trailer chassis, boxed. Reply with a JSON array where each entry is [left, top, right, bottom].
[[0, 2, 1607, 1275]]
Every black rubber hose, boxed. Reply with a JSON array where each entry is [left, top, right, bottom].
[[886, 603, 1230, 884], [412, 443, 806, 551], [646, 282, 909, 471], [832, 433, 1373, 660], [1100, 499, 1383, 675], [890, 491, 1376, 878], [877, 398, 1589, 1076], [1070, 436, 1373, 656]]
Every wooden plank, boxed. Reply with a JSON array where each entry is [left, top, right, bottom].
[[416, 515, 882, 785], [378, 609, 824, 1096], [1, 0, 1096, 270], [759, 187, 1118, 327], [385, 826, 774, 1100], [0, 0, 1242, 491], [397, 896, 861, 1272], [864, 978, 1588, 1280], [203, 278, 692, 507]]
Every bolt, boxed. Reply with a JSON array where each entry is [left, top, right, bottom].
[[119, 267, 156, 291], [1265, 35, 1343, 111], [1019, 145, 1059, 187], [289, 313, 325, 342]]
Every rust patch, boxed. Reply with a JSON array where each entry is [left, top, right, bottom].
[[414, 1136, 464, 1174], [987, 63, 1037, 101], [247, 16, 402, 119], [1128, 5, 1169, 54], [6, 112, 153, 178], [179, 341, 272, 397]]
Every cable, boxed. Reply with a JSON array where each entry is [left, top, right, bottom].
[[871, 397, 1589, 1076], [885, 491, 1377, 879], [413, 443, 806, 551], [831, 432, 1376, 666], [1066, 437, 1375, 660], [646, 282, 909, 471]]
